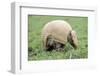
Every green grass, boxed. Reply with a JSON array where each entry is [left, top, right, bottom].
[[28, 15, 88, 61]]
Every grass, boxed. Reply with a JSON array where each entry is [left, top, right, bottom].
[[28, 15, 88, 61]]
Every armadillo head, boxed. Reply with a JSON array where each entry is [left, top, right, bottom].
[[68, 30, 78, 49]]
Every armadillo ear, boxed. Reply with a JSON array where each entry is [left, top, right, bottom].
[[69, 30, 78, 49]]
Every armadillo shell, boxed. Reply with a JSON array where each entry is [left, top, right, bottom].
[[42, 20, 72, 47]]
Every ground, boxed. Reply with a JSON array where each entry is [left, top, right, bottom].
[[28, 15, 88, 61]]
